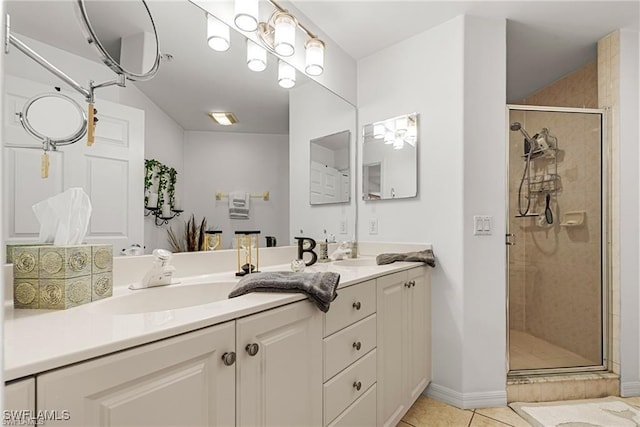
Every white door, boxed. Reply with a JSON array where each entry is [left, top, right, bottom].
[[406, 267, 431, 402], [236, 300, 323, 427], [376, 271, 408, 427], [3, 75, 144, 250], [37, 322, 236, 426]]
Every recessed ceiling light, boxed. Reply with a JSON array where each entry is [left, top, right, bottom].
[[207, 112, 239, 125]]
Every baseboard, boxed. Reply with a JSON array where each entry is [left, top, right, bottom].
[[425, 383, 507, 409], [621, 381, 640, 396]]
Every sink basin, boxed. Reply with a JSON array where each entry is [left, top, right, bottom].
[[88, 282, 237, 315], [333, 257, 378, 267]]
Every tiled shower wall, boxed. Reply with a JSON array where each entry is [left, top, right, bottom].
[[509, 60, 603, 364]]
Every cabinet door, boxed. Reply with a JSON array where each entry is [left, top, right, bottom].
[[236, 300, 322, 427], [376, 271, 408, 427], [4, 378, 36, 427], [406, 267, 432, 402], [37, 322, 236, 426]]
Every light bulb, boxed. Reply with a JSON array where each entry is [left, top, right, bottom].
[[207, 15, 230, 52], [278, 60, 296, 88], [246, 39, 267, 72], [234, 0, 259, 32], [274, 13, 296, 57], [305, 38, 325, 76]]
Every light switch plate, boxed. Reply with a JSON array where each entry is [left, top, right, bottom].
[[339, 219, 347, 234], [473, 215, 492, 235]]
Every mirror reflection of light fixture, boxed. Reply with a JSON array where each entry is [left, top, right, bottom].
[[207, 14, 230, 52], [373, 124, 385, 139], [305, 38, 325, 76], [246, 39, 267, 72], [278, 60, 296, 88], [234, 0, 259, 32], [393, 139, 404, 150], [384, 131, 395, 144], [395, 116, 408, 135]]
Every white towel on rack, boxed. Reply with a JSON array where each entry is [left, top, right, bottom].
[[229, 191, 250, 219]]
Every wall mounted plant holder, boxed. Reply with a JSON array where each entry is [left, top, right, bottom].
[[145, 207, 184, 226], [560, 211, 586, 227]]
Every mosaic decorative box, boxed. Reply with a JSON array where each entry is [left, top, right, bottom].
[[12, 244, 113, 309]]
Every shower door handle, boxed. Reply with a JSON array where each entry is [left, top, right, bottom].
[[506, 233, 516, 246]]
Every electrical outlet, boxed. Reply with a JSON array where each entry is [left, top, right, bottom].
[[339, 219, 347, 234], [369, 218, 378, 234]]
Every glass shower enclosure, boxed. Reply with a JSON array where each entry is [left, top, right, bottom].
[[506, 105, 607, 375]]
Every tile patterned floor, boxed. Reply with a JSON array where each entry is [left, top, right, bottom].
[[398, 395, 640, 426], [509, 330, 596, 370]]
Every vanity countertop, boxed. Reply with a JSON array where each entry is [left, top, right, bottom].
[[4, 256, 425, 382]]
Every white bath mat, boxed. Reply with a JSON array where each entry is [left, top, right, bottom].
[[510, 397, 640, 426]]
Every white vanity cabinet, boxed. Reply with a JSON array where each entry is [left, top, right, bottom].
[[34, 299, 322, 427], [322, 279, 378, 426], [377, 266, 431, 427], [4, 378, 36, 427], [236, 300, 323, 427], [37, 321, 237, 426]]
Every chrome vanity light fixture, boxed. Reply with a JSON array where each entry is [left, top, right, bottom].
[[206, 0, 326, 86]]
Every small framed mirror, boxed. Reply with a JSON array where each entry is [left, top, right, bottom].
[[362, 112, 418, 200], [19, 93, 87, 146], [309, 130, 351, 205], [76, 0, 160, 80]]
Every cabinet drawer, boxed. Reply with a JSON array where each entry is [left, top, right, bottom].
[[327, 383, 376, 427], [324, 349, 376, 424], [325, 280, 376, 336], [324, 314, 376, 381]]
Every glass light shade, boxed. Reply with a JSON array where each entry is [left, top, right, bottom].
[[305, 38, 325, 76], [393, 139, 404, 149], [246, 39, 267, 72], [384, 131, 395, 144], [395, 116, 408, 135], [373, 124, 385, 139], [274, 13, 296, 57], [234, 0, 259, 32], [278, 60, 296, 88], [207, 15, 230, 52]]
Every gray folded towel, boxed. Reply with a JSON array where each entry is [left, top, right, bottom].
[[228, 271, 341, 312], [376, 249, 436, 267]]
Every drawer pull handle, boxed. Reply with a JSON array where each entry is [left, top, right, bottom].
[[353, 381, 362, 391], [353, 341, 362, 351], [221, 352, 236, 366], [352, 301, 361, 310], [245, 343, 259, 356]]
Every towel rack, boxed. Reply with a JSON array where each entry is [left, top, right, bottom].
[[215, 191, 270, 201]]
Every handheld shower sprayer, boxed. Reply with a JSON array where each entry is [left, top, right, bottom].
[[510, 122, 535, 145]]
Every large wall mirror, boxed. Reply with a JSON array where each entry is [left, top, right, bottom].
[[3, 0, 356, 252], [362, 113, 418, 200], [310, 130, 350, 205]]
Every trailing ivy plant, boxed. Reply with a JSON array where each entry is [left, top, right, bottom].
[[144, 159, 161, 207], [167, 167, 177, 209], [157, 164, 169, 208]]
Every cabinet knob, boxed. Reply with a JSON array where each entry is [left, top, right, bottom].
[[245, 343, 260, 356], [352, 301, 361, 310], [404, 282, 410, 288], [411, 280, 416, 287], [353, 381, 362, 391], [352, 341, 362, 351], [222, 352, 236, 366]]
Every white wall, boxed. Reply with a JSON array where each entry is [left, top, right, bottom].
[[3, 34, 185, 254], [289, 81, 357, 243], [182, 131, 289, 249], [358, 15, 507, 408], [619, 28, 640, 395]]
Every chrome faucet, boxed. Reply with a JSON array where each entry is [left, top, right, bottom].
[[130, 249, 177, 290]]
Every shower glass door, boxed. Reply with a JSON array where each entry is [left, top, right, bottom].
[[507, 105, 606, 374]]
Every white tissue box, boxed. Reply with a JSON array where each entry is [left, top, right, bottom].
[[11, 244, 113, 309]]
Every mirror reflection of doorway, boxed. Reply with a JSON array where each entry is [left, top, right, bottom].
[[363, 162, 381, 200]]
